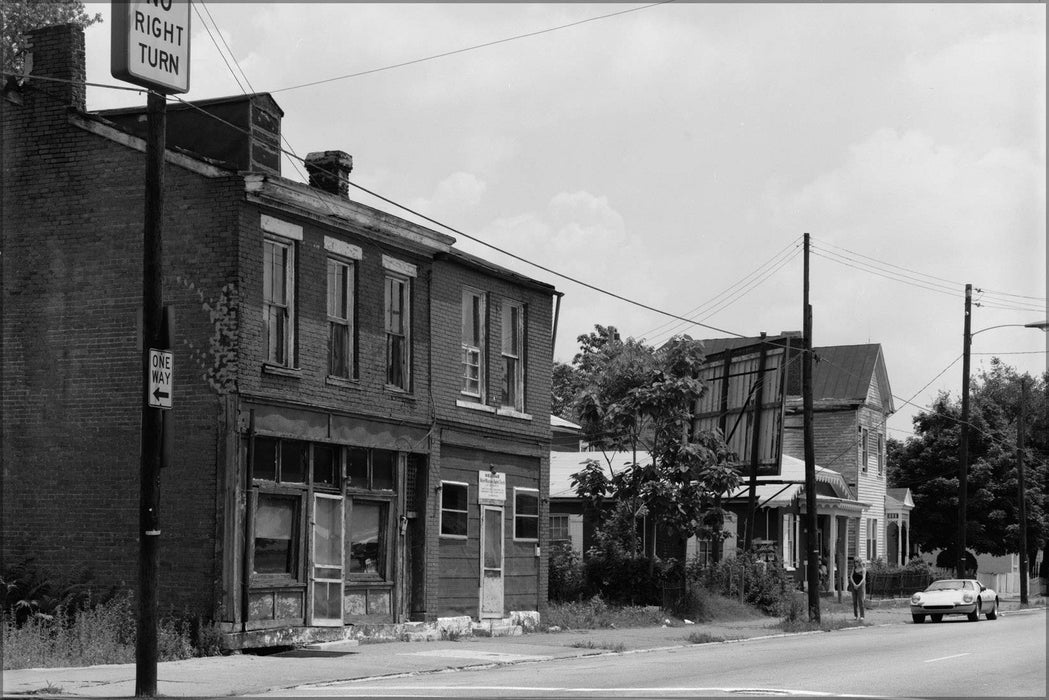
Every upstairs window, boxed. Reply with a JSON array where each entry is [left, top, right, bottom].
[[385, 274, 411, 390], [327, 258, 355, 378], [263, 237, 295, 366], [877, 433, 885, 476], [461, 289, 486, 399], [501, 301, 525, 411], [860, 427, 869, 473]]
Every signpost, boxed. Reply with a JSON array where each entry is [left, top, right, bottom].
[[111, 2, 190, 695]]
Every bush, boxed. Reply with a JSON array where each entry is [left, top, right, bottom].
[[2, 559, 220, 669], [548, 542, 586, 602], [686, 551, 793, 615], [583, 551, 678, 606]]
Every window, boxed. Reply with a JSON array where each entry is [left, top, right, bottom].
[[263, 237, 295, 366], [501, 301, 525, 410], [346, 448, 396, 491], [550, 514, 570, 543], [327, 258, 355, 378], [385, 274, 411, 390], [254, 493, 300, 577], [877, 433, 885, 476], [866, 518, 878, 560], [860, 427, 869, 473], [461, 289, 486, 398], [440, 482, 469, 538], [514, 488, 539, 540], [347, 500, 387, 580], [252, 437, 309, 484]]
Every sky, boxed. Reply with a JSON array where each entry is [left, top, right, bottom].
[[81, 2, 1047, 441]]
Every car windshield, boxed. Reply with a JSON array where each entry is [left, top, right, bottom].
[[926, 580, 973, 591]]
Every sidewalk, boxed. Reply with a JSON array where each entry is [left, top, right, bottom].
[[3, 598, 1043, 698]]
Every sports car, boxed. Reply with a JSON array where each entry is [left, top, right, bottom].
[[909, 578, 998, 623]]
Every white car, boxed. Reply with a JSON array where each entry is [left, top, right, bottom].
[[910, 578, 998, 623]]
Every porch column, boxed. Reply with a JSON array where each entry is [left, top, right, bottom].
[[828, 514, 839, 593]]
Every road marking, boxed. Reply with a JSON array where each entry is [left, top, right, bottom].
[[924, 652, 971, 663], [281, 685, 880, 697]]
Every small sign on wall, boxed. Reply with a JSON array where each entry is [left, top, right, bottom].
[[478, 470, 506, 504]]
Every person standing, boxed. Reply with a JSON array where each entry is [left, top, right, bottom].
[[848, 559, 867, 620]]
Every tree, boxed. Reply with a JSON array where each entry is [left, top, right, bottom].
[[2, 1, 101, 74], [890, 360, 1048, 574], [566, 327, 740, 560]]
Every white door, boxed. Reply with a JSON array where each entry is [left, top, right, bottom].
[[480, 506, 504, 619], [310, 493, 344, 625]]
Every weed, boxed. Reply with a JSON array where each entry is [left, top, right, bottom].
[[24, 681, 64, 695], [685, 631, 725, 644], [776, 616, 862, 634], [569, 640, 626, 652], [441, 627, 464, 642], [543, 596, 664, 630]]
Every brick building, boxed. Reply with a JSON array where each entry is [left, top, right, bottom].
[[2, 25, 556, 648]]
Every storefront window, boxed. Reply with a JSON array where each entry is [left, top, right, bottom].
[[347, 500, 386, 579], [254, 494, 299, 576]]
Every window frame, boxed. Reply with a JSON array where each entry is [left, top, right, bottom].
[[513, 487, 540, 541], [345, 496, 394, 583], [461, 288, 487, 400], [860, 427, 869, 473], [500, 300, 525, 411], [439, 481, 470, 539], [549, 514, 570, 544], [250, 487, 305, 585], [384, 273, 412, 391], [326, 256, 356, 379], [877, 432, 885, 476], [263, 235, 296, 367]]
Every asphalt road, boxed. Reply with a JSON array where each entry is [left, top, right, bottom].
[[267, 611, 1047, 697]]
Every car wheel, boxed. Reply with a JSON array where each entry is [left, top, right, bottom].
[[968, 602, 981, 622], [986, 598, 998, 620], [912, 614, 925, 624], [931, 614, 943, 623]]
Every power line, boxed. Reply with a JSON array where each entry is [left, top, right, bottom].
[[267, 1, 677, 95]]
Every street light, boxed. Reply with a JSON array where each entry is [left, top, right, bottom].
[[956, 289, 1047, 584]]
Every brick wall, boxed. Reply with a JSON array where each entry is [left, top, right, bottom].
[[2, 25, 238, 615]]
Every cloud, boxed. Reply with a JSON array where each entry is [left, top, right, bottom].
[[408, 172, 488, 220]]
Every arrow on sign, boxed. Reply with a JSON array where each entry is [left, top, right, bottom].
[[153, 387, 169, 402]]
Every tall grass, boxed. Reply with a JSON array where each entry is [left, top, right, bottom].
[[543, 596, 665, 630], [3, 592, 204, 670]]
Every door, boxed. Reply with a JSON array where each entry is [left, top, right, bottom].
[[480, 506, 504, 619], [310, 493, 344, 625]]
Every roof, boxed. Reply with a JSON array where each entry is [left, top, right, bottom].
[[435, 249, 557, 293], [551, 415, 581, 431], [885, 487, 915, 511], [549, 450, 653, 498], [549, 452, 860, 507], [724, 454, 856, 507]]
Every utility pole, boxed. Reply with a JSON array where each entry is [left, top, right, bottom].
[[956, 284, 972, 580], [802, 234, 820, 621], [1018, 378, 1028, 605], [136, 90, 166, 698]]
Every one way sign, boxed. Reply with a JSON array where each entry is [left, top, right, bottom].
[[148, 348, 173, 409]]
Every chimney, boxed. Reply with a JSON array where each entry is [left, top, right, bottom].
[[305, 151, 353, 198], [24, 24, 86, 112]]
